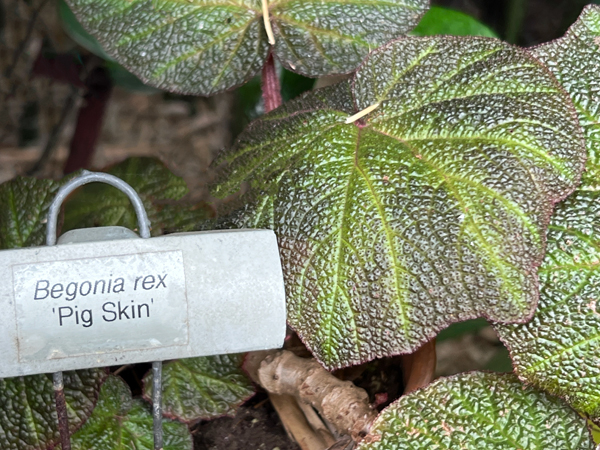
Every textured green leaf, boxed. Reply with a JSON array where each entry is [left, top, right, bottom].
[[58, 0, 163, 94], [63, 157, 212, 236], [65, 0, 429, 95], [0, 177, 61, 249], [357, 372, 594, 450], [411, 6, 498, 38], [526, 5, 600, 189], [0, 370, 107, 450], [0, 177, 110, 450], [269, 0, 428, 77], [213, 36, 585, 369], [58, 0, 112, 60], [71, 375, 192, 450], [142, 354, 254, 422], [494, 5, 600, 423], [495, 189, 600, 420]]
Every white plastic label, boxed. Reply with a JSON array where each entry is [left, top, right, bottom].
[[0, 229, 286, 377], [13, 250, 188, 362]]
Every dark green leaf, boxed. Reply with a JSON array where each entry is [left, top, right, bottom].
[[65, 0, 429, 95], [0, 370, 107, 450], [234, 75, 264, 136], [143, 354, 254, 422], [496, 190, 600, 420], [270, 0, 428, 77], [105, 60, 163, 94], [58, 0, 112, 60], [156, 202, 216, 234], [436, 318, 488, 342], [495, 5, 600, 423], [483, 346, 513, 373], [0, 177, 61, 249], [357, 372, 594, 450], [526, 5, 600, 189], [58, 0, 162, 94], [71, 375, 192, 450], [281, 68, 315, 102], [63, 157, 212, 236], [0, 177, 109, 450], [213, 36, 585, 369], [411, 6, 497, 37]]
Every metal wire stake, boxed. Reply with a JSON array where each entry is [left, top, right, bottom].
[[46, 172, 154, 450], [53, 371, 71, 450], [152, 361, 164, 450]]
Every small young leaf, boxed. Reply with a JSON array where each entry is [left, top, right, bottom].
[[142, 354, 254, 422], [411, 6, 498, 38], [71, 375, 192, 450], [62, 157, 212, 236], [0, 177, 61, 249], [213, 36, 585, 369], [64, 0, 429, 95], [0, 370, 107, 450], [357, 372, 594, 450], [495, 5, 600, 423]]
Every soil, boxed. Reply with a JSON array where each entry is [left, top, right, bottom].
[[192, 393, 300, 450]]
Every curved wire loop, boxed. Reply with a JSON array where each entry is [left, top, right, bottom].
[[45, 170, 151, 246]]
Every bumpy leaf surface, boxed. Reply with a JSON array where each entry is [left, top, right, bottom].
[[357, 372, 594, 450], [71, 376, 192, 450], [496, 5, 600, 422], [0, 370, 107, 450], [142, 354, 254, 422], [63, 157, 212, 236], [0, 177, 61, 249], [497, 190, 600, 421], [0, 180, 108, 450], [527, 5, 600, 189], [213, 36, 585, 369], [65, 0, 428, 95]]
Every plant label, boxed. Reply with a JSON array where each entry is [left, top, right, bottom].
[[0, 229, 286, 377]]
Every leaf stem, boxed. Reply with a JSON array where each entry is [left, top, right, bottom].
[[261, 53, 282, 113], [53, 371, 72, 450], [345, 102, 380, 124], [261, 0, 275, 45]]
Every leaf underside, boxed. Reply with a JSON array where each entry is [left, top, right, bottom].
[[357, 372, 595, 450], [142, 354, 255, 422], [496, 5, 600, 422], [64, 0, 429, 95], [0, 370, 107, 450], [213, 35, 585, 370], [71, 375, 192, 450]]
